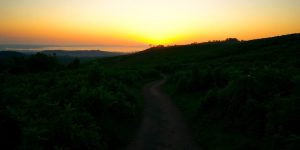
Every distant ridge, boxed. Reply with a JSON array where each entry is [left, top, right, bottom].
[[140, 33, 300, 54], [0, 51, 26, 64], [40, 50, 125, 58], [0, 51, 25, 57], [0, 50, 126, 64]]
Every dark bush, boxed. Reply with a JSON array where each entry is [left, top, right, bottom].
[[27, 53, 58, 73], [0, 111, 21, 150], [68, 58, 80, 69], [173, 69, 214, 92], [255, 69, 293, 100]]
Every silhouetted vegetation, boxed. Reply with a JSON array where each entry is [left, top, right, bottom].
[[1, 33, 299, 149], [162, 34, 300, 150], [0, 53, 158, 149], [95, 33, 299, 149], [67, 58, 80, 69]]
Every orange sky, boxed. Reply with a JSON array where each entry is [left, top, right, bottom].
[[1, 0, 300, 51]]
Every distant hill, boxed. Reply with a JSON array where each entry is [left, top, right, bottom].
[[40, 50, 125, 58], [0, 50, 126, 64], [40, 50, 126, 64], [0, 51, 27, 64], [0, 51, 26, 58]]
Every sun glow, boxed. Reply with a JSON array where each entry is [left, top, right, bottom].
[[130, 24, 189, 45]]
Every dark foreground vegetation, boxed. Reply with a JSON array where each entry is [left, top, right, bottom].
[[0, 53, 158, 149], [1, 33, 299, 149], [160, 34, 300, 150]]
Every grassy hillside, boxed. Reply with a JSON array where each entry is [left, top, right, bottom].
[[161, 34, 300, 150], [1, 33, 299, 150], [101, 33, 299, 68], [147, 33, 299, 150], [101, 33, 300, 150]]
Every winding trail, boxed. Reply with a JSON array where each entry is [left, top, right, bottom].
[[128, 77, 199, 150]]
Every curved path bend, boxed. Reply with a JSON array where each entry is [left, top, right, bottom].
[[128, 77, 199, 150]]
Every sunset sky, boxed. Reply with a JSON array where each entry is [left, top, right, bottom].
[[1, 0, 300, 51]]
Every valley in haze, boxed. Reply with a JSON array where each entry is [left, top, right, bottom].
[[0, 49, 127, 64]]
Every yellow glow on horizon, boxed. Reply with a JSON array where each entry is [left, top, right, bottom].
[[1, 0, 300, 51]]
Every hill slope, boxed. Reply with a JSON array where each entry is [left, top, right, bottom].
[[101, 33, 300, 150], [101, 33, 300, 69]]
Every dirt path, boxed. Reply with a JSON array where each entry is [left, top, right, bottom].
[[127, 77, 199, 150]]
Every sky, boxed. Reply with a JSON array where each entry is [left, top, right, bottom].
[[1, 0, 300, 51]]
